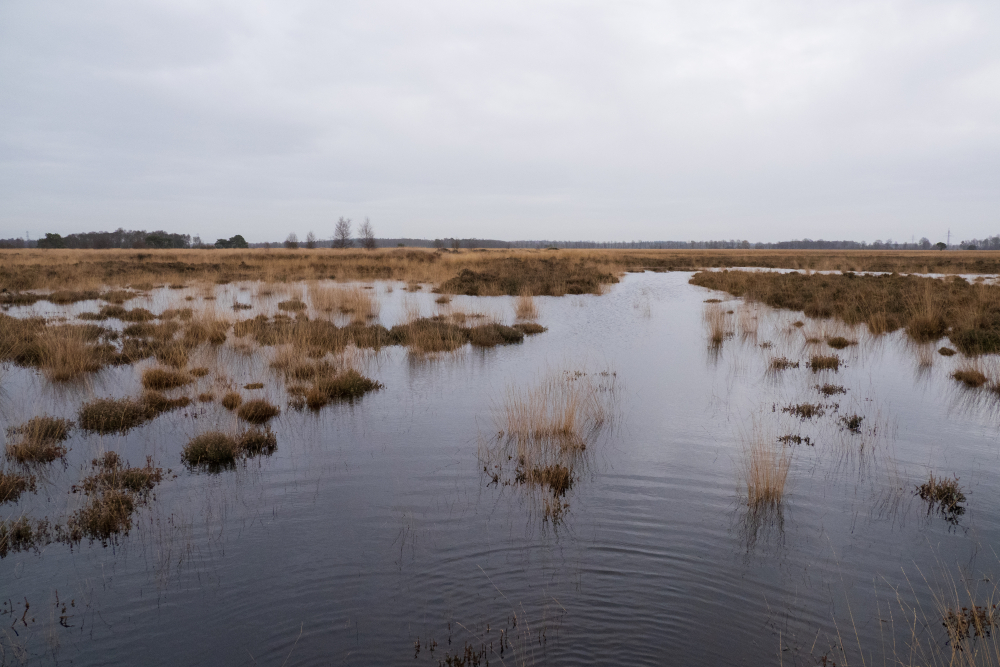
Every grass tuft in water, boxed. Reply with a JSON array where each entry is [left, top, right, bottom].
[[953, 367, 988, 388], [221, 392, 243, 410], [782, 403, 827, 420], [816, 383, 847, 396], [236, 399, 280, 424], [917, 473, 966, 524], [839, 414, 864, 433], [0, 470, 37, 503], [141, 367, 192, 390], [769, 356, 799, 371], [78, 393, 190, 435], [5, 416, 73, 463], [809, 354, 840, 372]]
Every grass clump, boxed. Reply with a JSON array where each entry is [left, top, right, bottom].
[[182, 428, 277, 469], [63, 454, 164, 544], [5, 416, 73, 463], [777, 434, 813, 446], [826, 336, 855, 349], [236, 399, 280, 424], [0, 470, 36, 503], [221, 392, 243, 410], [243, 382, 264, 390], [512, 322, 546, 335], [306, 368, 383, 409], [516, 465, 572, 495], [939, 347, 957, 356], [78, 393, 190, 435], [741, 431, 791, 508], [0, 517, 52, 558], [809, 354, 840, 372], [141, 367, 192, 390], [782, 403, 826, 420], [953, 367, 988, 388], [769, 357, 799, 371], [839, 414, 864, 433], [190, 366, 210, 377], [917, 473, 966, 524], [515, 287, 539, 320], [816, 383, 847, 396]]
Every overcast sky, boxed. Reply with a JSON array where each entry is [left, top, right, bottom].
[[1, 1, 998, 243]]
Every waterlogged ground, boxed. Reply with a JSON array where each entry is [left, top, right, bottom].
[[2, 272, 999, 665]]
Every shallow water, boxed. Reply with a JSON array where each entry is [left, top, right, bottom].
[[2, 272, 999, 665]]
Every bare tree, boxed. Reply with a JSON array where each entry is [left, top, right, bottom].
[[358, 217, 377, 250], [284, 233, 299, 249], [305, 231, 317, 249], [333, 217, 352, 249]]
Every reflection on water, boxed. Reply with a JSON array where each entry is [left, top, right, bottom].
[[3, 272, 1000, 664]]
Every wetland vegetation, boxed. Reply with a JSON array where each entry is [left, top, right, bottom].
[[2, 248, 1000, 665]]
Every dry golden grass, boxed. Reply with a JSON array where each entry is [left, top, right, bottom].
[[703, 303, 733, 345], [0, 469, 36, 503], [5, 416, 73, 463], [953, 365, 989, 388], [693, 270, 1000, 355], [8, 248, 997, 297], [514, 287, 539, 320], [740, 427, 791, 508], [308, 283, 380, 321]]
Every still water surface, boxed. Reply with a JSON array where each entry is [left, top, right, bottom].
[[2, 272, 997, 665]]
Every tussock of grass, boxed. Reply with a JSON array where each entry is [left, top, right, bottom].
[[305, 368, 382, 409], [939, 347, 957, 356], [468, 323, 524, 347], [512, 322, 546, 335], [221, 392, 243, 410], [0, 470, 36, 503], [78, 393, 189, 434], [809, 354, 840, 372], [826, 336, 855, 349], [703, 303, 733, 345], [83, 453, 163, 495], [64, 490, 135, 543], [839, 414, 864, 433], [141, 367, 192, 390], [236, 399, 280, 424], [182, 427, 277, 468], [197, 392, 214, 402], [953, 367, 988, 388], [816, 383, 847, 396], [917, 473, 966, 524], [517, 465, 571, 495], [5, 416, 73, 463], [244, 382, 264, 389], [0, 517, 52, 558], [781, 403, 826, 420], [777, 434, 813, 446], [769, 357, 799, 370], [741, 430, 791, 508], [515, 287, 539, 320], [190, 366, 210, 377]]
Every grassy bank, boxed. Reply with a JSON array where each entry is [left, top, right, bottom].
[[4, 248, 1000, 295], [691, 270, 1000, 354]]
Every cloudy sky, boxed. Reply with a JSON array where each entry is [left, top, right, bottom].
[[1, 1, 997, 243]]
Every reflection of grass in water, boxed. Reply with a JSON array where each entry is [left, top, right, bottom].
[[515, 286, 539, 320]]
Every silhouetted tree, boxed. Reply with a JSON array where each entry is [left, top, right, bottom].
[[333, 217, 352, 248], [451, 238, 460, 249], [358, 218, 377, 250], [935, 242, 947, 250], [214, 235, 249, 249], [37, 233, 66, 249], [284, 233, 299, 249], [305, 231, 317, 249], [919, 237, 931, 250]]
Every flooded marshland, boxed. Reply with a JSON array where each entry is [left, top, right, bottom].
[[3, 271, 1000, 665]]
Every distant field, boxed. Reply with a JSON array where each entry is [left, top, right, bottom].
[[3, 248, 1000, 294]]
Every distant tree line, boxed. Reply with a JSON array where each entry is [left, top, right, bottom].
[[2, 226, 982, 252]]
